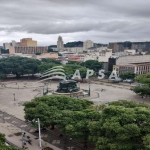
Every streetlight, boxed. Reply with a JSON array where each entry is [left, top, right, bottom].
[[3, 111, 5, 123], [13, 93, 15, 101], [21, 128, 24, 149], [69, 138, 72, 150], [88, 82, 91, 96], [36, 118, 42, 150]]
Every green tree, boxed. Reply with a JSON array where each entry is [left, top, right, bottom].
[[47, 47, 54, 52], [104, 71, 111, 78], [0, 133, 21, 150], [79, 67, 87, 81], [24, 95, 93, 129], [120, 72, 136, 79], [131, 73, 150, 97], [0, 57, 41, 78], [0, 73, 6, 80], [89, 100, 150, 150], [59, 109, 100, 148], [40, 58, 61, 64], [82, 60, 103, 73]]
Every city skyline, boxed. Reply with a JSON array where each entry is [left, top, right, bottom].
[[0, 0, 150, 46]]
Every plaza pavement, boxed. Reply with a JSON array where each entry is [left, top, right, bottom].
[[0, 80, 149, 149], [0, 80, 149, 121], [0, 119, 61, 150]]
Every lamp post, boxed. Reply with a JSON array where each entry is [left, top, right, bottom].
[[13, 93, 15, 101], [37, 118, 42, 150], [69, 138, 72, 150], [3, 111, 5, 123], [88, 82, 90, 96], [21, 128, 24, 149]]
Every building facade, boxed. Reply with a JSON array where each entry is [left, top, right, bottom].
[[9, 46, 47, 54], [64, 47, 84, 53], [36, 52, 58, 60], [20, 38, 37, 46], [109, 41, 150, 53], [113, 63, 150, 75], [83, 40, 94, 50], [3, 40, 20, 50], [57, 36, 64, 50]]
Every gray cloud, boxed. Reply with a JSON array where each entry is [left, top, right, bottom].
[[0, 0, 150, 45]]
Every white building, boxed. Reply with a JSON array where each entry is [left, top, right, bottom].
[[98, 49, 112, 62], [3, 40, 20, 50], [83, 40, 94, 50], [57, 36, 64, 50], [116, 55, 150, 65], [84, 48, 112, 71], [64, 47, 84, 53], [124, 49, 136, 55]]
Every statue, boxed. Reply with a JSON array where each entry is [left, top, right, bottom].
[[56, 80, 80, 93]]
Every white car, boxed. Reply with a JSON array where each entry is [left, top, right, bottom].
[[123, 79, 134, 83]]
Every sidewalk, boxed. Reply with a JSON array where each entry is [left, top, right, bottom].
[[0, 121, 61, 150]]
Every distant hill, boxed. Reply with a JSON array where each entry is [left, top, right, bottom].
[[64, 41, 83, 47], [49, 45, 57, 48], [95, 43, 108, 47], [48, 42, 108, 48]]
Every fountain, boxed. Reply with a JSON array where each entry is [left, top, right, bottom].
[[54, 80, 83, 97]]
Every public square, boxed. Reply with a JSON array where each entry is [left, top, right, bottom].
[[0, 80, 148, 121], [0, 80, 149, 149]]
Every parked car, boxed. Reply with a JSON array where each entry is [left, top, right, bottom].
[[137, 83, 145, 87], [109, 77, 123, 83], [123, 79, 134, 83]]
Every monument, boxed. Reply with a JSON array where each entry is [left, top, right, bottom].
[[56, 80, 79, 93], [54, 80, 83, 97]]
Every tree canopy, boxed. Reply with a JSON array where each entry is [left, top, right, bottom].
[[89, 100, 150, 150], [82, 60, 103, 73], [24, 95, 150, 150], [0, 133, 20, 150], [24, 95, 93, 129], [120, 72, 136, 79], [131, 73, 150, 98], [0, 57, 41, 78]]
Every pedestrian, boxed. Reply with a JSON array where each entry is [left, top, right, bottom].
[[23, 132, 26, 137], [27, 139, 32, 145]]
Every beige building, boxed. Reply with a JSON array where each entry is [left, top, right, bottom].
[[9, 46, 47, 54], [83, 40, 94, 50], [36, 52, 58, 60], [113, 63, 150, 75], [65, 47, 84, 53], [20, 38, 37, 46], [116, 55, 150, 65]]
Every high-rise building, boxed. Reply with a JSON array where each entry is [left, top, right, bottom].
[[83, 40, 94, 50], [20, 38, 37, 46], [3, 40, 20, 50], [57, 36, 64, 50]]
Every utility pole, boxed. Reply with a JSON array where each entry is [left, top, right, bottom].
[[38, 118, 42, 150]]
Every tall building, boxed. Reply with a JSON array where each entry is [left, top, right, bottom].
[[57, 36, 64, 50], [20, 38, 37, 46], [108, 41, 150, 53], [83, 40, 94, 50], [3, 40, 20, 50]]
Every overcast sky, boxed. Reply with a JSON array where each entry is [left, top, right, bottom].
[[0, 0, 150, 46]]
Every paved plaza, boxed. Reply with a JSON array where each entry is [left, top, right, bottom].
[[0, 80, 149, 149], [0, 80, 148, 120]]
